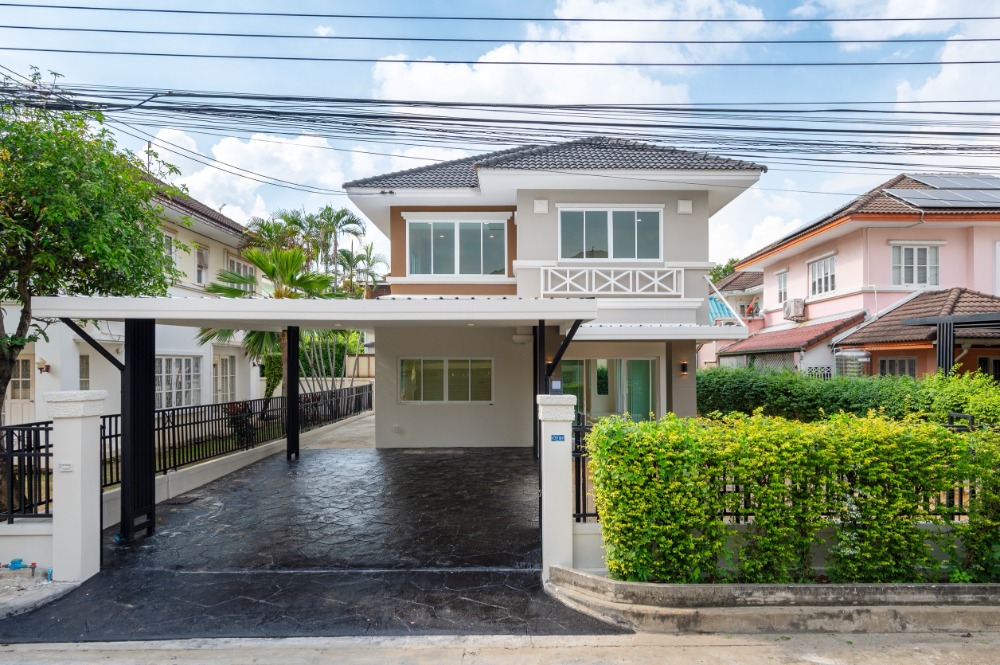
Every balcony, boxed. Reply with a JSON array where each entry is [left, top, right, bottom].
[[541, 267, 684, 297]]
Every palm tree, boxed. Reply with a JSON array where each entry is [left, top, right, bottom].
[[358, 243, 389, 298], [243, 215, 302, 252], [197, 246, 338, 396], [337, 246, 366, 297], [313, 206, 366, 278]]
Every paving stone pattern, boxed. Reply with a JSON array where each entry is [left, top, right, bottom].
[[0, 447, 621, 641]]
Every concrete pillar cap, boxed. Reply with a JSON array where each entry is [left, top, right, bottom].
[[537, 394, 577, 422], [44, 390, 108, 418]]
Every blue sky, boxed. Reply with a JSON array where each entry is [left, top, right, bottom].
[[2, 0, 995, 265]]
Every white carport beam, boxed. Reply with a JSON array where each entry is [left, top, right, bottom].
[[32, 296, 599, 331]]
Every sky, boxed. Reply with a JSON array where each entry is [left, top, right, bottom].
[[3, 0, 999, 267]]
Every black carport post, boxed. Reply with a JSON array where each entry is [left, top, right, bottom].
[[120, 318, 156, 542], [286, 326, 300, 460], [938, 321, 956, 373]]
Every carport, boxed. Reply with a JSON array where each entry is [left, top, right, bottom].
[[32, 295, 597, 554]]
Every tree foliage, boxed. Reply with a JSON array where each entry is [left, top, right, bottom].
[[708, 257, 740, 284], [0, 70, 179, 416]]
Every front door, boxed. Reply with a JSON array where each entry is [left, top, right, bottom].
[[4, 357, 35, 426], [563, 358, 655, 423]]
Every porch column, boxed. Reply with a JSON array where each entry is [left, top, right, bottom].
[[121, 318, 155, 541], [537, 393, 576, 582], [286, 326, 300, 460], [47, 390, 107, 583]]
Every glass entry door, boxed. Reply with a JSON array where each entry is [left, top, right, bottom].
[[562, 358, 655, 423]]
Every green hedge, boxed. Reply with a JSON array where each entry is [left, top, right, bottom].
[[589, 411, 993, 583], [696, 367, 1000, 424]]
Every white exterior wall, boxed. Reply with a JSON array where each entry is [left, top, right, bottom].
[[374, 326, 532, 448]]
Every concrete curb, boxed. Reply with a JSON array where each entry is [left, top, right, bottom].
[[1, 581, 79, 620], [547, 567, 1000, 634]]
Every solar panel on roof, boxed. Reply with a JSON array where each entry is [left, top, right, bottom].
[[908, 174, 1000, 190], [885, 188, 1000, 208]]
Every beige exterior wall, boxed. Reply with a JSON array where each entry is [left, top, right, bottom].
[[373, 326, 533, 448], [161, 220, 249, 295]]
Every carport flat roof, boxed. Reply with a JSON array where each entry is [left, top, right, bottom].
[[32, 295, 598, 331]]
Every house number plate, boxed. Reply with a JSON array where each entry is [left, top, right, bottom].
[[551, 434, 565, 442]]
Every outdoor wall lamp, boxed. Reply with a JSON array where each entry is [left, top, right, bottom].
[[36, 358, 51, 374], [680, 360, 689, 376]]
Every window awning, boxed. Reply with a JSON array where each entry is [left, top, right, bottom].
[[33, 296, 599, 332]]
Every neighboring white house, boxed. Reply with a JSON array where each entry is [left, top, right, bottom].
[[343, 136, 765, 447], [2, 191, 259, 425]]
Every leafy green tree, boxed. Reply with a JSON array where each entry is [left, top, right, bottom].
[[0, 71, 179, 421], [196, 246, 337, 395], [357, 243, 388, 297], [312, 206, 365, 278], [709, 257, 740, 284]]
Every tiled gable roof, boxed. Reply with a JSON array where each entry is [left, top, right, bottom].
[[739, 173, 1000, 267], [343, 137, 764, 189], [838, 288, 1000, 345], [718, 313, 865, 355], [714, 270, 763, 292]]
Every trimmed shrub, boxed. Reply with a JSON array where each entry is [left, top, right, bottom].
[[588, 411, 972, 584], [956, 429, 1000, 582]]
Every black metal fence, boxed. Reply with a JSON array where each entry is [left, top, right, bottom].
[[98, 384, 374, 489], [0, 421, 53, 523], [572, 415, 599, 523]]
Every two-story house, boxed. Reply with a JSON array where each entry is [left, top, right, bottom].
[[722, 173, 1000, 377], [2, 190, 259, 425], [344, 137, 764, 447]]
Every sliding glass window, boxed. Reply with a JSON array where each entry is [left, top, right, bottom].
[[559, 208, 661, 260], [409, 221, 506, 276]]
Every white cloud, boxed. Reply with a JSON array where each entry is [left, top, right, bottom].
[[314, 25, 335, 37], [710, 179, 807, 263], [372, 0, 769, 105], [792, 1, 958, 46]]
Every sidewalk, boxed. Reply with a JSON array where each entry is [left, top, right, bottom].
[[2, 633, 998, 664]]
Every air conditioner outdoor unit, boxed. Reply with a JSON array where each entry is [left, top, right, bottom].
[[783, 298, 806, 321]]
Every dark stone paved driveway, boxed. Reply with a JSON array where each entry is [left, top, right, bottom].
[[0, 447, 621, 641]]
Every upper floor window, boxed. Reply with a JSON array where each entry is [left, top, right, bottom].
[[408, 221, 506, 276], [559, 208, 661, 261], [809, 255, 836, 296], [776, 272, 788, 304], [892, 245, 939, 287], [163, 232, 177, 260], [195, 246, 209, 286], [228, 254, 256, 293]]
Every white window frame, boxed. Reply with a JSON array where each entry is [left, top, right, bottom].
[[195, 245, 210, 286], [557, 206, 664, 262], [808, 255, 836, 296], [776, 271, 788, 304], [155, 355, 202, 409], [79, 355, 90, 391], [403, 213, 509, 280], [891, 244, 939, 287], [213, 354, 237, 403], [879, 356, 917, 378], [227, 253, 256, 294], [398, 357, 494, 404], [163, 231, 177, 261]]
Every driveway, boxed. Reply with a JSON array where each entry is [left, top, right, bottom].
[[0, 417, 620, 641]]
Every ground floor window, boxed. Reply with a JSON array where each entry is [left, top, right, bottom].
[[400, 358, 492, 403], [213, 355, 237, 403], [155, 356, 202, 409], [978, 356, 1000, 381], [79, 355, 90, 390], [562, 358, 655, 422], [879, 357, 917, 378]]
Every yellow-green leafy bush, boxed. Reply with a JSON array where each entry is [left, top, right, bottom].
[[588, 411, 976, 583]]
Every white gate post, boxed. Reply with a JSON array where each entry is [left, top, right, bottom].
[[537, 394, 577, 582], [47, 390, 107, 583]]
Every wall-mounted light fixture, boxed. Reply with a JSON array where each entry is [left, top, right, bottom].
[[680, 360, 689, 376], [36, 358, 51, 374]]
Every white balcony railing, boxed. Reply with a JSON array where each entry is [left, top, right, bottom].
[[541, 267, 684, 297]]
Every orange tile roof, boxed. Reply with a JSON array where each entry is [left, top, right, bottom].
[[718, 313, 865, 355]]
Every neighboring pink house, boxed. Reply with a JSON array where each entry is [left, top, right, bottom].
[[727, 173, 1000, 377]]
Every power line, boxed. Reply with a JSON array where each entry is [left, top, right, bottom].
[[2, 23, 998, 46], [4, 45, 1000, 67], [0, 3, 993, 23]]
